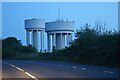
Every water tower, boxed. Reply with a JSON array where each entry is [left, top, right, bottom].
[[25, 19, 45, 52], [45, 20, 75, 52]]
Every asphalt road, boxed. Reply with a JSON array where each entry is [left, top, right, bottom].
[[2, 60, 120, 79], [0, 60, 2, 80]]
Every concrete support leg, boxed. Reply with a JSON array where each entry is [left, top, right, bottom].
[[47, 34, 51, 52], [70, 33, 72, 41], [56, 33, 60, 50], [52, 34, 54, 48], [54, 33, 56, 48], [66, 33, 69, 47], [26, 30, 30, 46], [33, 30, 38, 51], [62, 34, 65, 48], [52, 33, 56, 51], [60, 33, 62, 49], [69, 33, 72, 46], [41, 30, 44, 53]]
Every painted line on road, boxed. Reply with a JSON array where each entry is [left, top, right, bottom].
[[72, 66, 77, 69], [104, 71, 114, 74], [3, 62, 39, 80], [81, 68, 87, 70], [25, 72, 37, 79], [16, 66, 25, 72]]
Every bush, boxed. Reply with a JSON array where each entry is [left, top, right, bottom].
[[49, 24, 120, 68], [18, 45, 37, 53], [2, 48, 16, 58], [2, 37, 37, 59]]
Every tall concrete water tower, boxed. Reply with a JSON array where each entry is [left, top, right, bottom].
[[45, 20, 75, 52], [25, 19, 45, 52]]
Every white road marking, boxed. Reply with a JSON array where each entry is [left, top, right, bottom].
[[81, 68, 87, 70], [25, 72, 37, 79], [72, 66, 77, 68], [3, 62, 39, 80], [16, 67, 24, 72], [104, 71, 114, 74], [11, 64, 16, 67]]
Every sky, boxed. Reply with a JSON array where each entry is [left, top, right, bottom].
[[2, 2, 118, 50], [1, 0, 119, 2]]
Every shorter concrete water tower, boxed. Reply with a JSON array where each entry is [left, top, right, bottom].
[[45, 20, 75, 52], [25, 19, 45, 52]]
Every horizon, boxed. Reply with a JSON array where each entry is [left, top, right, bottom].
[[2, 2, 118, 50]]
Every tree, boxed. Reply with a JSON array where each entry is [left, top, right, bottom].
[[2, 37, 37, 59], [2, 37, 22, 58], [50, 23, 120, 68]]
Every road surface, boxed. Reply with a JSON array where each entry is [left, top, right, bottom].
[[2, 60, 120, 79], [0, 60, 2, 80]]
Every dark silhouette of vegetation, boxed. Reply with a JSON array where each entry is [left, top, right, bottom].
[[2, 23, 120, 69], [40, 24, 120, 68], [2, 37, 37, 59], [17, 45, 37, 53]]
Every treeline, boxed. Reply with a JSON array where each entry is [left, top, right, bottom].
[[2, 24, 120, 68], [42, 24, 120, 68], [2, 37, 37, 59]]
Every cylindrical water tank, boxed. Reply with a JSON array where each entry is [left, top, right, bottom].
[[25, 19, 45, 30], [45, 21, 74, 32]]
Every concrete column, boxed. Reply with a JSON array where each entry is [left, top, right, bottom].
[[56, 33, 59, 50], [70, 33, 72, 42], [26, 30, 30, 46], [33, 30, 38, 51], [54, 33, 56, 48], [60, 33, 62, 49], [52, 34, 54, 48], [41, 30, 44, 53], [47, 34, 51, 52], [31, 30, 33, 46], [66, 33, 69, 47], [52, 33, 56, 50], [62, 34, 65, 48], [69, 33, 72, 46]]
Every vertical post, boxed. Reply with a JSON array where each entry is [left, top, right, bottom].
[[66, 33, 69, 47], [70, 33, 73, 42], [69, 33, 72, 46], [47, 34, 51, 52], [56, 33, 59, 49], [33, 30, 38, 51], [52, 33, 56, 51], [63, 34, 65, 48], [60, 33, 62, 49], [43, 30, 44, 52], [32, 30, 33, 46], [41, 30, 44, 53], [52, 34, 54, 48], [52, 34, 55, 51], [26, 30, 30, 46]]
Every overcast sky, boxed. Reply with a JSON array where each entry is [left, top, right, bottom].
[[2, 2, 118, 49]]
